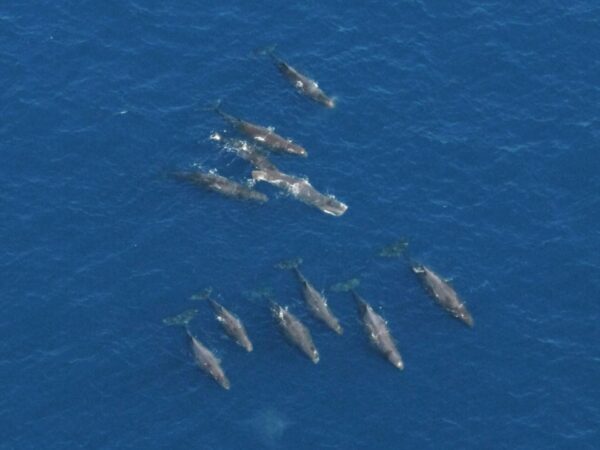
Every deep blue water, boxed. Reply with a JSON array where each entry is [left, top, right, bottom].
[[2, 1, 599, 448]]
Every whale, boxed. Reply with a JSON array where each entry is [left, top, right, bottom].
[[187, 328, 231, 390], [412, 264, 474, 327], [279, 259, 343, 334], [215, 107, 307, 157], [271, 302, 320, 363], [252, 168, 347, 217], [172, 170, 268, 203], [377, 240, 475, 328], [262, 48, 335, 108], [210, 133, 277, 171], [163, 309, 231, 390], [206, 297, 253, 352], [353, 290, 404, 370]]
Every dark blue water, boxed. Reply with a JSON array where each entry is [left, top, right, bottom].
[[2, 1, 599, 448]]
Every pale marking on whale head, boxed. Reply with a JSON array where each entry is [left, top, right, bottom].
[[289, 183, 302, 196], [255, 135, 266, 142], [295, 80, 303, 88]]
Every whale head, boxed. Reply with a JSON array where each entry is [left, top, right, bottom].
[[319, 196, 348, 217], [457, 310, 474, 328], [310, 347, 320, 364]]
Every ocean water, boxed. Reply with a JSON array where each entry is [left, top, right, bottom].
[[1, 1, 599, 448]]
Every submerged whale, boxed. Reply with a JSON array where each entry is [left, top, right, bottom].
[[353, 290, 404, 370], [271, 302, 320, 363], [172, 170, 267, 203], [252, 168, 348, 217], [412, 264, 474, 327], [262, 48, 335, 108], [215, 107, 307, 157], [163, 310, 231, 390], [279, 259, 343, 334]]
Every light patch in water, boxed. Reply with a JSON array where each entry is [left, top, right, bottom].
[[242, 408, 292, 448], [210, 132, 222, 141]]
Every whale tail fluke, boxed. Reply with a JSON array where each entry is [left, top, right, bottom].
[[198, 99, 223, 114], [254, 44, 279, 60], [162, 164, 195, 182], [274, 258, 303, 270], [378, 238, 410, 259], [169, 170, 196, 183], [206, 100, 239, 125], [163, 309, 198, 327], [190, 287, 213, 301], [243, 285, 275, 303], [329, 278, 360, 293]]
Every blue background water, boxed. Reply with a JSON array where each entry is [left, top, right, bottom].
[[2, 1, 599, 448]]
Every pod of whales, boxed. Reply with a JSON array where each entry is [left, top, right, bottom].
[[210, 133, 348, 216], [163, 247, 477, 389], [161, 46, 481, 390], [171, 49, 344, 217]]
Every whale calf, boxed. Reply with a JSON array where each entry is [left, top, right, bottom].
[[172, 170, 267, 203], [252, 168, 347, 217], [279, 260, 343, 334], [163, 309, 231, 390], [271, 302, 320, 363], [412, 265, 474, 327], [215, 107, 307, 157], [262, 48, 335, 108], [353, 290, 404, 370]]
